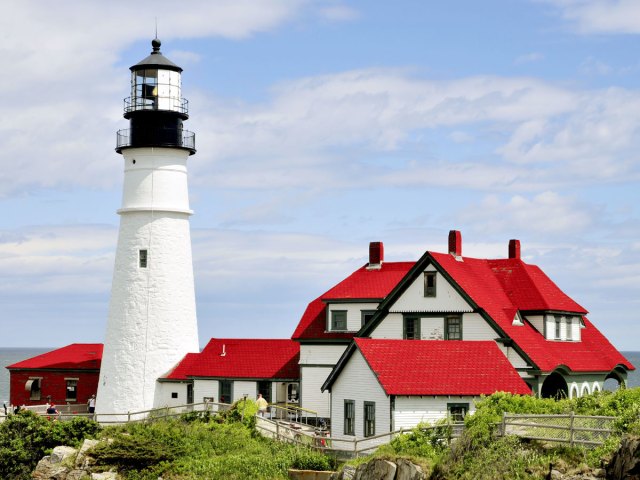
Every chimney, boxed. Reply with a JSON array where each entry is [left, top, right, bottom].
[[448, 230, 462, 257], [509, 239, 521, 259], [368, 241, 384, 268]]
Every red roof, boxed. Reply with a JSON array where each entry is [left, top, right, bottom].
[[292, 262, 413, 340], [355, 338, 531, 396], [430, 253, 634, 372], [165, 338, 299, 380], [6, 344, 103, 370]]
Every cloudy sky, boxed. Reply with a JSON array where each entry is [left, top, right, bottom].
[[0, 0, 638, 350]]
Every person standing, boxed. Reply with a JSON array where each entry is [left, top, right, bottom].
[[256, 393, 268, 417], [87, 394, 96, 417]]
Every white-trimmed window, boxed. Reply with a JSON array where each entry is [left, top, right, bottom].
[[424, 272, 437, 297], [139, 249, 148, 268], [331, 311, 347, 331], [344, 400, 355, 436]]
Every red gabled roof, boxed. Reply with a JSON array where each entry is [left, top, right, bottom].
[[355, 338, 531, 396], [292, 262, 413, 340], [429, 253, 634, 372], [165, 338, 299, 380], [6, 344, 103, 371]]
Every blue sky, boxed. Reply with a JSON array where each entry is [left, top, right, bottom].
[[0, 0, 639, 350]]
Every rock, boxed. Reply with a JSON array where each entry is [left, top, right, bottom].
[[91, 472, 120, 480], [51, 446, 77, 465], [32, 454, 71, 480], [75, 439, 100, 468], [606, 435, 640, 480], [550, 469, 563, 480], [355, 459, 396, 480], [332, 465, 356, 480], [66, 470, 90, 480], [396, 458, 425, 480]]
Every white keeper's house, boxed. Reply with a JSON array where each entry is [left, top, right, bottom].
[[291, 230, 634, 437]]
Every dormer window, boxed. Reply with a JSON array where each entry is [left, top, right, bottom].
[[424, 272, 437, 297], [331, 311, 347, 331], [566, 317, 573, 341], [554, 316, 561, 340]]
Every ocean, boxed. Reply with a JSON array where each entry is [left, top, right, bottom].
[[1, 348, 639, 406]]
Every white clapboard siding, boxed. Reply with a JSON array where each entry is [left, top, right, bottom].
[[193, 379, 219, 405], [370, 312, 403, 339], [526, 315, 544, 335], [389, 269, 473, 313], [301, 366, 333, 418], [462, 313, 498, 340], [394, 396, 478, 430], [299, 344, 348, 365], [233, 381, 257, 403], [331, 350, 390, 441], [155, 382, 188, 408], [496, 344, 530, 369], [326, 302, 379, 332]]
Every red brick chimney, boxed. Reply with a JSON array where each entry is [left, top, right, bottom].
[[448, 230, 462, 257], [369, 241, 384, 266], [509, 239, 521, 259]]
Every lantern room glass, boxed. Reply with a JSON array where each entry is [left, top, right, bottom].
[[131, 68, 182, 112]]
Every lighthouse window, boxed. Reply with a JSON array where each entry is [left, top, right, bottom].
[[139, 249, 148, 268]]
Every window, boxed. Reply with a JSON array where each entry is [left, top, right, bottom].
[[445, 316, 462, 340], [566, 317, 573, 341], [554, 316, 561, 340], [331, 310, 347, 331], [139, 249, 148, 268], [171, 392, 178, 399], [28, 378, 41, 401], [424, 272, 437, 297], [364, 402, 376, 437], [219, 380, 233, 404], [257, 381, 272, 403], [65, 379, 78, 401], [361, 310, 376, 327], [403, 316, 421, 339], [344, 400, 355, 436], [448, 403, 469, 422]]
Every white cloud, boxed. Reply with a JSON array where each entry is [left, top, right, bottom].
[[539, 0, 640, 34], [580, 56, 613, 75], [459, 192, 593, 236]]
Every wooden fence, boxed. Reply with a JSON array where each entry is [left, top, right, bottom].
[[500, 412, 617, 447], [255, 416, 459, 458]]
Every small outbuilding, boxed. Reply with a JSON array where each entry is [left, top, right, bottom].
[[6, 343, 102, 407]]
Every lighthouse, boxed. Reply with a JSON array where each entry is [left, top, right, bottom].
[[96, 39, 199, 416]]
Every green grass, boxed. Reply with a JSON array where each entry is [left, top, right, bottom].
[[90, 400, 335, 479]]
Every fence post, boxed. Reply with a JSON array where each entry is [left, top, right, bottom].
[[354, 437, 358, 458], [501, 412, 507, 437], [569, 411, 575, 447], [276, 421, 280, 441]]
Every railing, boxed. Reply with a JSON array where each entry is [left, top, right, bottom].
[[116, 128, 195, 151], [255, 417, 459, 458], [500, 412, 617, 447], [0, 400, 229, 425], [124, 96, 189, 115]]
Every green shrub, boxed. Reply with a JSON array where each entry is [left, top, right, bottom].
[[0, 410, 101, 479]]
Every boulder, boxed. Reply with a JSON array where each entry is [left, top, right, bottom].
[[606, 435, 640, 480], [75, 439, 100, 469], [396, 458, 425, 480], [91, 472, 120, 480], [355, 459, 396, 480], [51, 446, 78, 465]]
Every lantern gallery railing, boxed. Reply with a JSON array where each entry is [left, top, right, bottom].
[[124, 96, 189, 115], [116, 128, 195, 152]]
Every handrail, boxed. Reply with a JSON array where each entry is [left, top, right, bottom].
[[124, 96, 189, 115]]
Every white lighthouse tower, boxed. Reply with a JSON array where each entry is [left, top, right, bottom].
[[96, 39, 199, 416]]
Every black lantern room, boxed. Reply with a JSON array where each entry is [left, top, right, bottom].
[[116, 39, 195, 154]]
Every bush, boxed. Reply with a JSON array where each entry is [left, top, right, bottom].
[[0, 410, 101, 479]]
